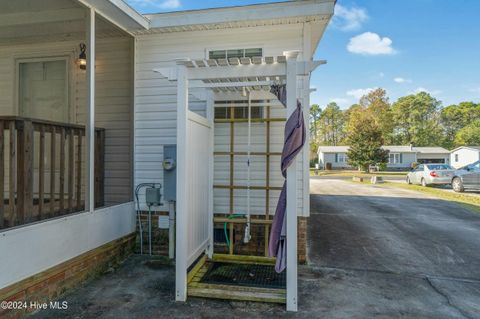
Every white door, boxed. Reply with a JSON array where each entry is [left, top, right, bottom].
[[19, 59, 69, 123]]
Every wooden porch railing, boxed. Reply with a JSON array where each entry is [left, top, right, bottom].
[[0, 116, 105, 230]]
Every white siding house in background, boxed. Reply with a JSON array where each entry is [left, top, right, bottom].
[[450, 146, 480, 168], [318, 145, 450, 170], [317, 146, 350, 169], [384, 145, 417, 169]]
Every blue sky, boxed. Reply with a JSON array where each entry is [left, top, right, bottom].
[[126, 0, 480, 109]]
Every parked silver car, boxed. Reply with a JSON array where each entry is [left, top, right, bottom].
[[451, 160, 480, 192], [406, 164, 455, 187]]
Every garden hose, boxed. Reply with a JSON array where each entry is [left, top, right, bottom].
[[224, 214, 244, 247]]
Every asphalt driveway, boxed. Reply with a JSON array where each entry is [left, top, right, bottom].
[[308, 178, 480, 318], [30, 178, 480, 319]]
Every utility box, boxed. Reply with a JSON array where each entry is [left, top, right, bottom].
[[145, 187, 162, 206], [163, 145, 177, 201]]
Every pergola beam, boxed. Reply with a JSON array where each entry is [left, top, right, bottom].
[[186, 64, 286, 80], [153, 60, 325, 82], [190, 80, 280, 89]]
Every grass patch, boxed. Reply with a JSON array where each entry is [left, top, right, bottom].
[[310, 169, 407, 178], [348, 179, 480, 214], [382, 182, 480, 214]]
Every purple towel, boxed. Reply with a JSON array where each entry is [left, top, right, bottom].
[[268, 85, 306, 273]]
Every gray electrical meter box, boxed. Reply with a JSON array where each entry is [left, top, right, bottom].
[[163, 145, 177, 201]]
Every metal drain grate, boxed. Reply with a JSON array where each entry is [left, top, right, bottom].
[[200, 262, 286, 289]]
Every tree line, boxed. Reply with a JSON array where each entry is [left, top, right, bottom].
[[310, 88, 480, 154]]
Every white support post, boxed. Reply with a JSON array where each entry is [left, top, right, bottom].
[[302, 23, 312, 219], [302, 75, 311, 217], [285, 52, 299, 312], [85, 7, 95, 213], [206, 91, 215, 258], [175, 65, 189, 302]]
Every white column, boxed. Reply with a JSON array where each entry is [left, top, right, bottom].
[[206, 90, 215, 258], [175, 65, 189, 302], [302, 23, 312, 219], [302, 75, 311, 217], [285, 52, 299, 312], [85, 8, 95, 213]]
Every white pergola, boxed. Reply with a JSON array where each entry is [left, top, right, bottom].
[[155, 52, 324, 312]]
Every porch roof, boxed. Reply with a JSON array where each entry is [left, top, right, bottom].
[[77, 0, 150, 32], [141, 0, 334, 32], [78, 0, 335, 57]]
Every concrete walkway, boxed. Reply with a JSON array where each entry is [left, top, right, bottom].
[[30, 179, 480, 318]]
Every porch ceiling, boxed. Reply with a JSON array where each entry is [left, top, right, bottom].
[[0, 0, 129, 46]]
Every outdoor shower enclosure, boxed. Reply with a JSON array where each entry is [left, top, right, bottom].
[[156, 52, 323, 311]]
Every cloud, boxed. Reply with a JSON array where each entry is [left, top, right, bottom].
[[412, 87, 442, 95], [330, 97, 350, 105], [334, 4, 368, 31], [347, 32, 396, 55], [346, 88, 376, 100], [469, 87, 480, 94], [378, 72, 385, 78], [128, 0, 180, 9], [394, 77, 412, 84]]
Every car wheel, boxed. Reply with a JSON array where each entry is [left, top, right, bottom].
[[421, 178, 427, 187], [452, 177, 464, 193], [406, 177, 412, 185]]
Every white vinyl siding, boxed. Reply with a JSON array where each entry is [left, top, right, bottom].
[[77, 37, 134, 206], [213, 100, 287, 215], [134, 23, 309, 215]]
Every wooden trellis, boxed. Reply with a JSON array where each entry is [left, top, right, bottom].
[[212, 101, 286, 256]]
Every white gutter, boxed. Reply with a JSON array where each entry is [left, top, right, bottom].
[[146, 0, 334, 29]]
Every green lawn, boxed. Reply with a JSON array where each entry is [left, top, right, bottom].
[[350, 179, 480, 214], [310, 169, 407, 178]]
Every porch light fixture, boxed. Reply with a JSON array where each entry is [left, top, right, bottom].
[[77, 43, 87, 70]]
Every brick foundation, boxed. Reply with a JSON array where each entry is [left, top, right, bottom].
[[297, 217, 307, 263], [135, 211, 170, 256], [213, 214, 308, 264], [135, 210, 308, 263], [0, 233, 136, 319]]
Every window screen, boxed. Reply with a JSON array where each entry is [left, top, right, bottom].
[[214, 106, 263, 120], [209, 48, 263, 60]]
